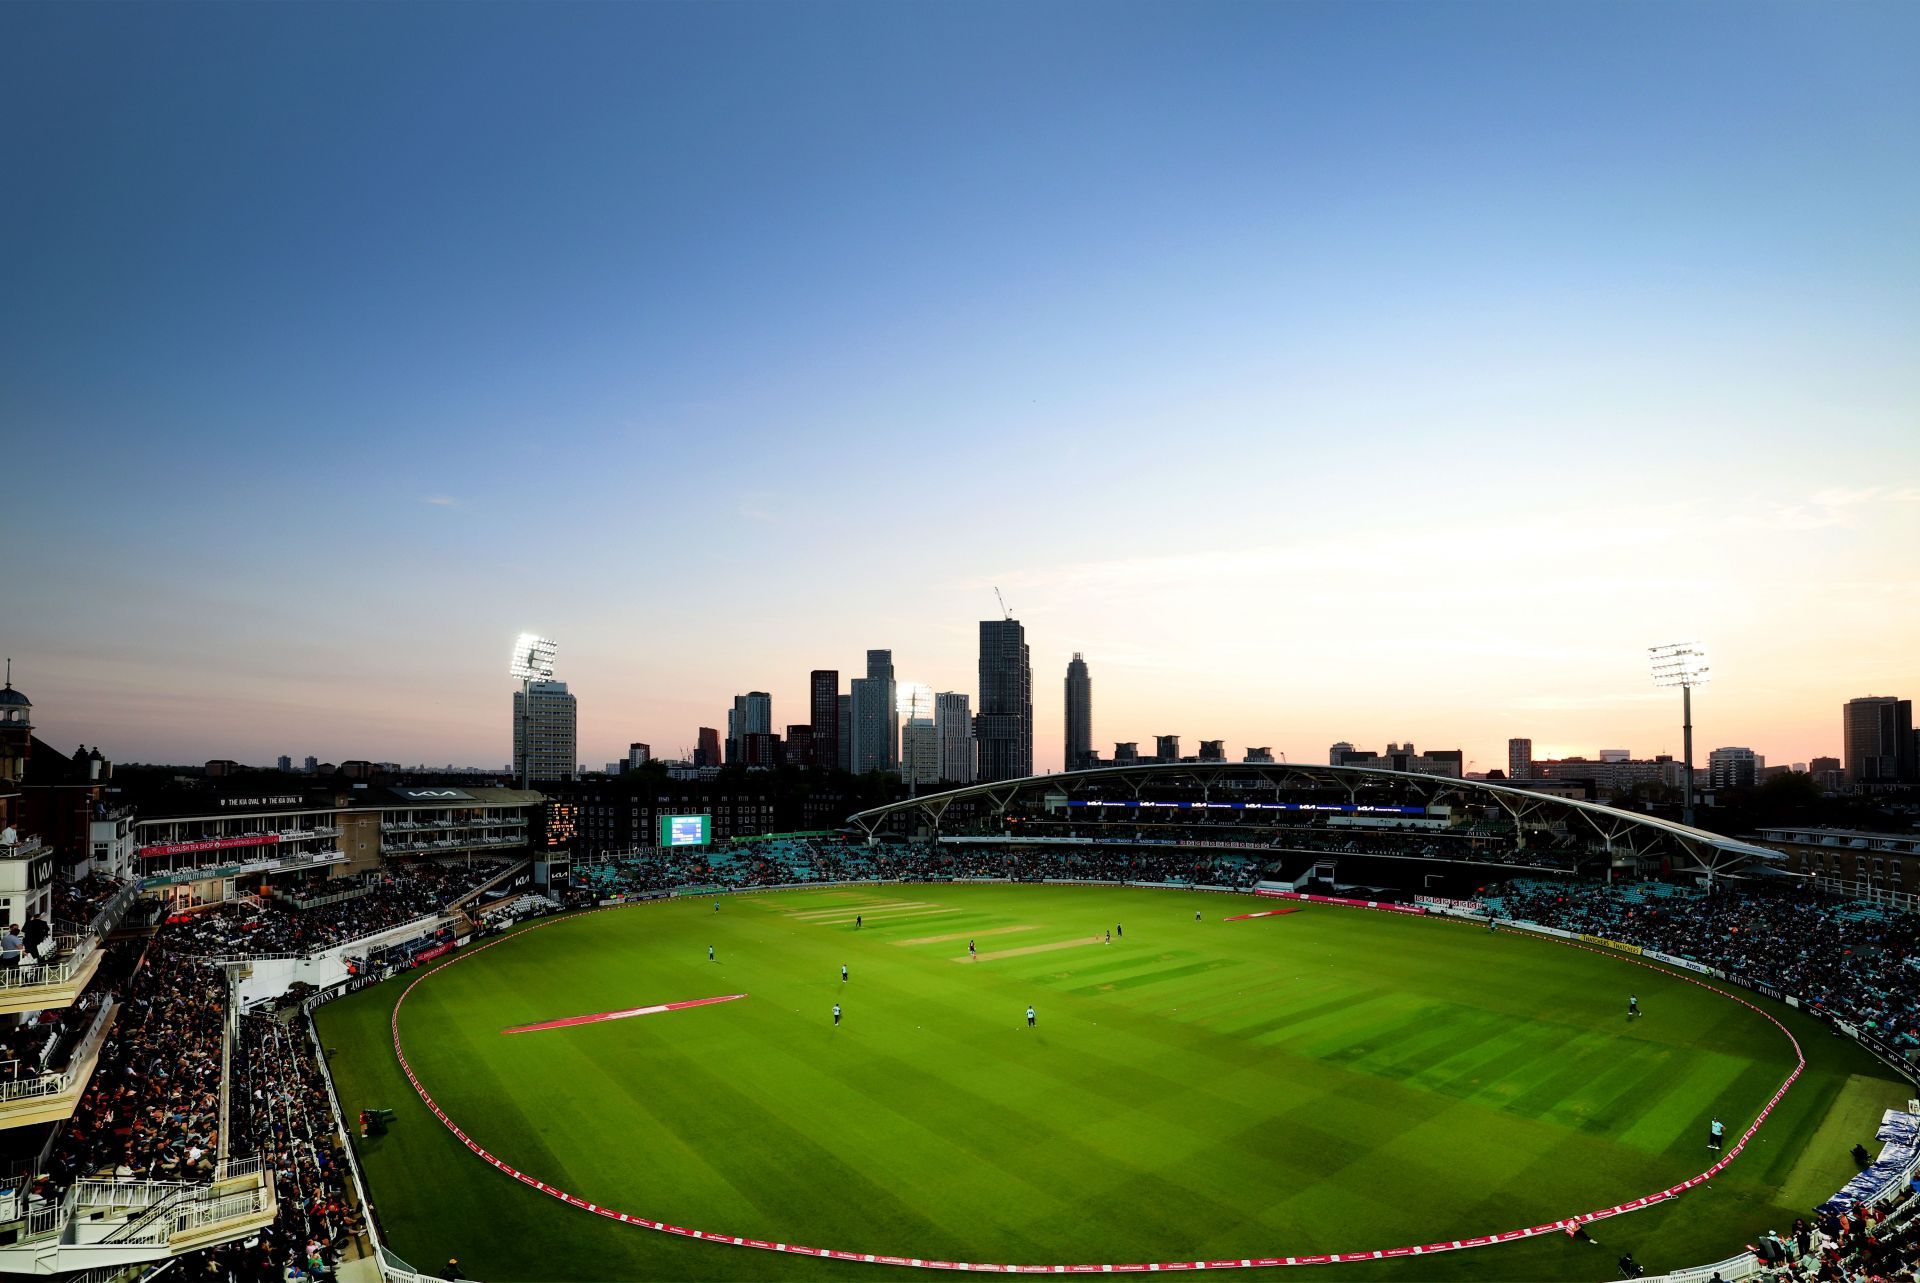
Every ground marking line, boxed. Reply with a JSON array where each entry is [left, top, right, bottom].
[[387, 889, 1805, 1272], [503, 993, 747, 1034]]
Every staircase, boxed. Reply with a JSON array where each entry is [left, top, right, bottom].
[[0, 1161, 276, 1275]]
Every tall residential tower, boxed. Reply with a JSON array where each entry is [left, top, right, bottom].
[[935, 692, 975, 785], [1845, 695, 1914, 785], [512, 680, 578, 782], [809, 670, 840, 771], [976, 618, 1032, 782], [850, 649, 898, 773], [1064, 652, 1092, 772]]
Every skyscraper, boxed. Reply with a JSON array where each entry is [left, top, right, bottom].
[[1064, 653, 1092, 773], [976, 619, 1032, 782], [695, 727, 721, 768], [809, 670, 840, 772], [1845, 696, 1914, 785], [1507, 738, 1533, 781], [727, 692, 772, 765], [850, 649, 898, 773], [899, 684, 938, 786], [512, 680, 578, 782], [935, 692, 975, 784], [1154, 734, 1181, 763], [836, 695, 852, 772], [276, 754, 293, 772]]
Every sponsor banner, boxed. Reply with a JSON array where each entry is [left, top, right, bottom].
[[139, 833, 281, 859], [414, 942, 455, 963], [1578, 933, 1643, 957], [1509, 921, 1574, 940], [1254, 890, 1426, 916], [1643, 950, 1714, 976], [1415, 896, 1487, 915], [1857, 1032, 1920, 1083], [1067, 800, 1428, 816]]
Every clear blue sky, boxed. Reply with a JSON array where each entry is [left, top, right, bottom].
[[3, 0, 1915, 770]]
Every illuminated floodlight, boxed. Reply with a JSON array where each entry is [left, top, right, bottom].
[[1649, 641, 1708, 832], [1649, 642, 1709, 688], [896, 681, 934, 720], [509, 633, 558, 681]]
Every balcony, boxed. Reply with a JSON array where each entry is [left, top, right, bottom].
[[381, 816, 523, 833], [0, 835, 48, 862], [381, 832, 527, 853], [0, 1000, 115, 1130], [0, 936, 104, 1018], [0, 1158, 277, 1275], [136, 848, 346, 890]]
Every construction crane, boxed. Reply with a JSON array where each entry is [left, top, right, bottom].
[[994, 586, 1012, 620]]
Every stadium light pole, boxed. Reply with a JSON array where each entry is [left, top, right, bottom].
[[509, 633, 559, 791], [1649, 642, 1709, 830]]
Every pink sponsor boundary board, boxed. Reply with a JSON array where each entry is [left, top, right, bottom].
[[386, 893, 1804, 1271]]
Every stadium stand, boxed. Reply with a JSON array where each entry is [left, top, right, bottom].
[[1491, 879, 1920, 1054], [43, 946, 226, 1189], [229, 1012, 367, 1281], [161, 860, 511, 959], [22, 834, 1920, 1283]]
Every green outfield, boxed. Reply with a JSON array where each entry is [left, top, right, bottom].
[[317, 885, 1909, 1281]]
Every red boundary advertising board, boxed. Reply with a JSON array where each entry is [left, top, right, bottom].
[[386, 891, 1805, 1272]]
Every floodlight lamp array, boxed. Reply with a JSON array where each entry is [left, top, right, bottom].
[[509, 633, 559, 680], [1648, 642, 1710, 688]]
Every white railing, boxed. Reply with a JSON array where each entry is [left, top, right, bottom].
[[215, 1154, 267, 1181], [281, 885, 374, 911], [0, 933, 94, 993], [20, 1199, 64, 1241], [0, 835, 49, 862], [1644, 1250, 1761, 1283], [71, 1176, 198, 1213], [168, 1186, 268, 1236], [101, 1183, 269, 1246]]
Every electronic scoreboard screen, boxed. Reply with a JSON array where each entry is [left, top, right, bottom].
[[659, 814, 711, 847]]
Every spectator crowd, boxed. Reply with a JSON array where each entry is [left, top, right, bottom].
[[160, 860, 510, 959], [218, 1012, 365, 1282], [575, 838, 1271, 899], [43, 946, 225, 1191], [1492, 879, 1920, 1054]]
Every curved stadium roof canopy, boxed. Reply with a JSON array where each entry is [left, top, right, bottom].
[[845, 762, 1783, 881]]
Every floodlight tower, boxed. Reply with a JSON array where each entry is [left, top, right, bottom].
[[1649, 642, 1709, 828], [509, 633, 558, 790]]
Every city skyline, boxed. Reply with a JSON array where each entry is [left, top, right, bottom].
[[3, 1, 1915, 776], [2, 631, 1904, 784]]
